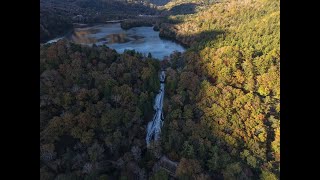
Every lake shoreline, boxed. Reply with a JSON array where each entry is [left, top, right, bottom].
[[45, 22, 186, 60]]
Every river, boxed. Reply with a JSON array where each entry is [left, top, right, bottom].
[[46, 23, 185, 60]]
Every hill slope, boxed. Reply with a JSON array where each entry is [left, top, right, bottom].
[[160, 0, 280, 179]]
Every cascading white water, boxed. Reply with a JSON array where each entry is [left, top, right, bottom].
[[146, 70, 165, 146], [45, 37, 64, 44]]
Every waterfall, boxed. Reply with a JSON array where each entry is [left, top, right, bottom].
[[146, 70, 165, 146]]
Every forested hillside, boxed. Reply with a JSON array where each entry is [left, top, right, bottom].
[[40, 0, 280, 179], [40, 41, 163, 179], [160, 0, 280, 179]]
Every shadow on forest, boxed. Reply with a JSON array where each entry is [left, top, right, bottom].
[[160, 25, 277, 179], [168, 3, 198, 15], [160, 29, 225, 49]]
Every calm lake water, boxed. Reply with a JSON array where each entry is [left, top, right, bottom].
[[64, 23, 186, 59]]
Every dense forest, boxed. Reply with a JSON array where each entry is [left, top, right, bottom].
[[160, 0, 280, 179], [40, 40, 164, 179], [40, 0, 280, 179]]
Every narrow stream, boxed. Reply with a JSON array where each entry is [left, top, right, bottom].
[[146, 70, 165, 146]]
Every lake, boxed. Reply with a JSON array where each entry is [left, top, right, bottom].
[[62, 23, 186, 60]]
